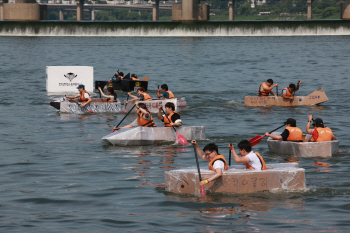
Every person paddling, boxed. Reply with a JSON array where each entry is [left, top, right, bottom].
[[228, 140, 267, 170], [258, 79, 278, 97], [191, 141, 228, 186], [157, 102, 182, 127], [113, 103, 156, 130], [157, 84, 175, 99], [126, 87, 152, 104], [281, 81, 302, 100], [265, 118, 303, 142], [306, 115, 337, 142], [65, 84, 92, 108], [131, 74, 139, 81], [98, 86, 119, 102]]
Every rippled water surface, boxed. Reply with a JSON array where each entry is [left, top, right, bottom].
[[0, 36, 350, 232]]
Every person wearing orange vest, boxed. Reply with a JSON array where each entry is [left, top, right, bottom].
[[113, 103, 156, 130], [229, 140, 267, 170], [191, 140, 228, 186], [306, 115, 337, 142], [157, 102, 182, 127], [157, 84, 175, 99], [265, 118, 303, 141], [258, 79, 279, 97], [65, 84, 92, 108], [98, 86, 119, 102], [281, 81, 302, 100], [126, 87, 152, 105], [131, 74, 139, 81]]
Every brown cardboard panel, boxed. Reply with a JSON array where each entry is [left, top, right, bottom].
[[165, 163, 305, 195]]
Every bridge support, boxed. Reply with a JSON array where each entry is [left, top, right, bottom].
[[341, 3, 350, 19], [0, 0, 3, 21], [307, 0, 312, 20], [152, 0, 159, 21], [76, 0, 84, 21], [172, 0, 210, 21], [90, 8, 94, 21], [59, 8, 64, 21], [228, 1, 234, 21]]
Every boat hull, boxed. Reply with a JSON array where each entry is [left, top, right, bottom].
[[124, 98, 187, 113], [102, 126, 205, 146], [267, 133, 339, 157], [244, 88, 328, 107], [165, 163, 305, 195]]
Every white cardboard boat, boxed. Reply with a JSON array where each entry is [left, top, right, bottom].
[[124, 98, 187, 113], [244, 88, 328, 107], [50, 97, 122, 114], [102, 126, 205, 146], [165, 163, 305, 195], [267, 132, 339, 158]]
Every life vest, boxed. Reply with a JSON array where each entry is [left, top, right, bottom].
[[131, 77, 139, 81], [137, 111, 156, 127], [80, 90, 90, 102], [245, 152, 267, 170], [163, 111, 179, 127], [281, 87, 293, 97], [107, 99, 117, 103], [313, 127, 333, 142], [258, 82, 271, 97], [285, 127, 303, 141], [208, 154, 228, 171], [141, 93, 152, 101], [164, 91, 175, 99]]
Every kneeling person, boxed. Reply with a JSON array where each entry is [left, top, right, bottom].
[[191, 141, 228, 186], [157, 102, 182, 127], [265, 118, 303, 142], [229, 140, 267, 170], [306, 115, 336, 142]]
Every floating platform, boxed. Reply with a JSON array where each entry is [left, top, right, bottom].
[[50, 97, 122, 114], [102, 126, 205, 146], [95, 74, 149, 92], [165, 163, 305, 195], [267, 132, 339, 158], [244, 88, 328, 107], [124, 98, 187, 113]]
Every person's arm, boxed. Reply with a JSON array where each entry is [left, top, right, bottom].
[[296, 81, 302, 91], [170, 113, 182, 127], [191, 140, 208, 161], [332, 135, 337, 140], [157, 87, 163, 98], [199, 168, 222, 186], [157, 106, 164, 120], [81, 95, 92, 107], [228, 144, 250, 163], [98, 87, 110, 99], [263, 83, 278, 92], [126, 92, 138, 103], [265, 132, 283, 140], [306, 115, 314, 134], [138, 107, 149, 118], [270, 90, 276, 96], [282, 90, 293, 99], [65, 94, 79, 99]]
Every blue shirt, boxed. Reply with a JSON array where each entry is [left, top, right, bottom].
[[162, 91, 169, 99]]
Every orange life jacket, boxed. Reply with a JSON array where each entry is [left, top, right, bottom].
[[258, 82, 271, 96], [208, 154, 228, 171], [285, 127, 303, 141], [80, 90, 90, 102], [164, 91, 175, 99], [137, 111, 156, 127], [131, 77, 139, 81], [141, 93, 152, 101], [163, 111, 179, 127], [107, 99, 117, 103], [245, 152, 267, 170], [313, 127, 333, 142], [281, 87, 293, 97]]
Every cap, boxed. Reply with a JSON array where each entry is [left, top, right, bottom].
[[313, 118, 324, 127], [131, 74, 136, 77], [77, 84, 85, 89], [284, 118, 296, 126]]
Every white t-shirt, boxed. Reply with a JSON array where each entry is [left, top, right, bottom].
[[80, 93, 89, 100], [212, 160, 225, 171], [246, 151, 263, 170]]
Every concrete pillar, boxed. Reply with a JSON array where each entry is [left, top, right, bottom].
[[152, 0, 159, 21], [90, 8, 94, 20], [0, 0, 3, 21], [76, 0, 84, 21], [59, 8, 64, 20], [228, 0, 234, 21], [181, 0, 199, 21], [341, 3, 350, 19], [307, 0, 312, 20]]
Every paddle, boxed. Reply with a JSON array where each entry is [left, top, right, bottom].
[[288, 80, 300, 106], [98, 82, 101, 98], [193, 144, 205, 196], [276, 86, 278, 97], [77, 102, 94, 114], [249, 124, 285, 147], [110, 104, 136, 133], [161, 107, 188, 145], [228, 143, 232, 166], [120, 94, 130, 114]]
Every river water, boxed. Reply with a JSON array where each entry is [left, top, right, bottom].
[[0, 36, 349, 232]]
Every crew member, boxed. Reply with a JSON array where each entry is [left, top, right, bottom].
[[98, 86, 119, 102], [306, 115, 337, 142], [281, 81, 302, 100], [157, 84, 175, 99], [157, 102, 182, 127], [191, 141, 228, 186], [229, 140, 267, 170], [258, 79, 278, 97], [113, 103, 156, 130], [126, 87, 152, 104], [111, 71, 124, 83], [265, 118, 303, 141], [65, 84, 92, 108], [131, 74, 139, 81]]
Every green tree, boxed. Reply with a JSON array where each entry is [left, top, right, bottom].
[[95, 11, 111, 21], [321, 7, 337, 18]]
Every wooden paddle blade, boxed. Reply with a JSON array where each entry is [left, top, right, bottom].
[[176, 132, 188, 145]]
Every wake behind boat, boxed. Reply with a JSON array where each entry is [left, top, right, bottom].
[[123, 98, 187, 113]]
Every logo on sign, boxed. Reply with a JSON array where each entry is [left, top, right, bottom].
[[64, 72, 77, 82], [135, 82, 140, 87]]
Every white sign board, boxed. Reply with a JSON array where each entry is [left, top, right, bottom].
[[46, 66, 94, 93]]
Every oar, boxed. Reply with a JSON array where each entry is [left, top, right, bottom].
[[193, 144, 205, 196], [98, 82, 101, 98], [77, 102, 94, 114], [120, 94, 130, 113], [276, 86, 278, 97], [228, 143, 232, 166], [161, 108, 188, 145], [249, 124, 285, 147], [110, 104, 136, 133]]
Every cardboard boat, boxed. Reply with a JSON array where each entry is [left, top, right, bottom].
[[50, 97, 122, 114], [165, 163, 305, 195], [244, 88, 328, 107], [102, 126, 205, 146], [124, 98, 187, 113], [267, 132, 339, 158], [95, 74, 149, 92]]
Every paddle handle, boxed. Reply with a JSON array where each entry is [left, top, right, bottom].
[[193, 144, 205, 196], [276, 86, 278, 96], [161, 108, 177, 133], [268, 124, 285, 134], [116, 104, 136, 128], [229, 143, 232, 166]]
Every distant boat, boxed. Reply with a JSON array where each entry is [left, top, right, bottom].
[[95, 74, 149, 92], [244, 88, 328, 107], [123, 97, 187, 113]]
